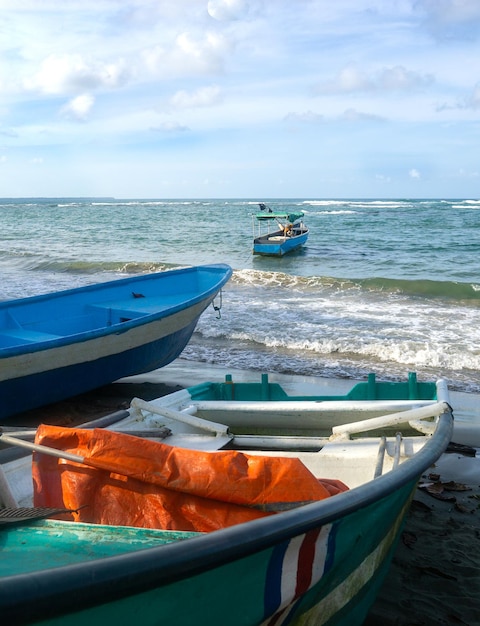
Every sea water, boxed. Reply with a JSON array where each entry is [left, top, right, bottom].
[[0, 198, 479, 398]]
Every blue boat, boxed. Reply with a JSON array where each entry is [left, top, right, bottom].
[[0, 264, 232, 420], [253, 203, 309, 256]]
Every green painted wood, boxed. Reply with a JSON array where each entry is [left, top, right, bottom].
[[0, 520, 198, 576], [0, 482, 416, 625], [188, 373, 437, 403]]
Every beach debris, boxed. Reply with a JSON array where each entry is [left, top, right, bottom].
[[442, 481, 471, 492], [418, 481, 456, 501], [418, 474, 472, 503], [445, 442, 477, 457]]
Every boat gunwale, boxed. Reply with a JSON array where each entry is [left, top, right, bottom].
[[0, 406, 454, 622], [253, 229, 309, 244]]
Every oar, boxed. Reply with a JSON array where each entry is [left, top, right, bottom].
[[0, 430, 88, 464], [0, 425, 172, 442]]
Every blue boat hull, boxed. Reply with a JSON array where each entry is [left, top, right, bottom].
[[0, 264, 231, 419], [253, 231, 308, 256]]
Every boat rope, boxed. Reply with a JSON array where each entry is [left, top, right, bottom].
[[212, 289, 223, 319]]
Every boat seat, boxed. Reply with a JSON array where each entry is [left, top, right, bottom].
[[87, 295, 189, 321], [0, 328, 60, 343]]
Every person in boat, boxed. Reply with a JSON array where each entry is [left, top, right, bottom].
[[284, 224, 293, 236]]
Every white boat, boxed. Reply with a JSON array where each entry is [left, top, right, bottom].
[[0, 372, 454, 625]]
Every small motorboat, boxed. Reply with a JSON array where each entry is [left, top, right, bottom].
[[253, 203, 308, 256]]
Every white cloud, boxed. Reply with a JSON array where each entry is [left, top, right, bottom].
[[284, 111, 324, 124], [457, 167, 480, 178], [340, 108, 385, 122], [1, 1, 480, 197], [375, 173, 392, 183], [284, 108, 384, 125], [207, 0, 251, 22], [378, 66, 433, 91], [437, 81, 480, 111], [170, 85, 222, 109], [314, 64, 434, 95], [61, 94, 95, 121], [143, 31, 230, 78], [24, 54, 130, 95], [151, 121, 190, 133], [328, 66, 372, 94]]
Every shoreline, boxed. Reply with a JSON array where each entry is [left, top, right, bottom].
[[4, 359, 480, 624]]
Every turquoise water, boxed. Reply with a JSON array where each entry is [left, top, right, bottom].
[[1, 197, 479, 392]]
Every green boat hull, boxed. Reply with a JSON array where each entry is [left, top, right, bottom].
[[0, 373, 453, 625], [188, 371, 437, 403], [0, 480, 422, 625]]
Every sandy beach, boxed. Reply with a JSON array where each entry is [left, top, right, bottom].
[[4, 361, 480, 625], [365, 450, 480, 625]]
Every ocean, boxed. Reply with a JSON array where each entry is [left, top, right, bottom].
[[1, 197, 479, 399]]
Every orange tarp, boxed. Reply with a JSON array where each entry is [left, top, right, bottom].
[[33, 425, 348, 532]]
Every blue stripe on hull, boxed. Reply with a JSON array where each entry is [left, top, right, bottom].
[[0, 320, 197, 419]]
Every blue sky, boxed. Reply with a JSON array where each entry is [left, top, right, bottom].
[[1, 0, 480, 198]]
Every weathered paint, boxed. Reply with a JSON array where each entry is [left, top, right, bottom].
[[0, 479, 436, 625]]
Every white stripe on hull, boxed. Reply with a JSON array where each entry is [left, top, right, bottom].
[[0, 297, 211, 382]]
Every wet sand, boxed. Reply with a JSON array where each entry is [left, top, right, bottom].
[[4, 361, 480, 625], [365, 451, 480, 625]]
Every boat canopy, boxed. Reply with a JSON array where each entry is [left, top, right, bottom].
[[255, 211, 304, 223]]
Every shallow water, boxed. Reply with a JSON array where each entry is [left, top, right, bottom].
[[1, 197, 479, 396]]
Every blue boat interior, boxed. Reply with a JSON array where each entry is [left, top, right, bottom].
[[0, 265, 221, 349], [0, 294, 191, 348]]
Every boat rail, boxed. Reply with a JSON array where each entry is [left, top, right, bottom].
[[329, 401, 450, 441], [130, 398, 231, 439]]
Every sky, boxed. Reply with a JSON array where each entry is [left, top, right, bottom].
[[1, 0, 480, 199]]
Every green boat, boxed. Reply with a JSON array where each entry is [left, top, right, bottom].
[[0, 373, 453, 625]]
